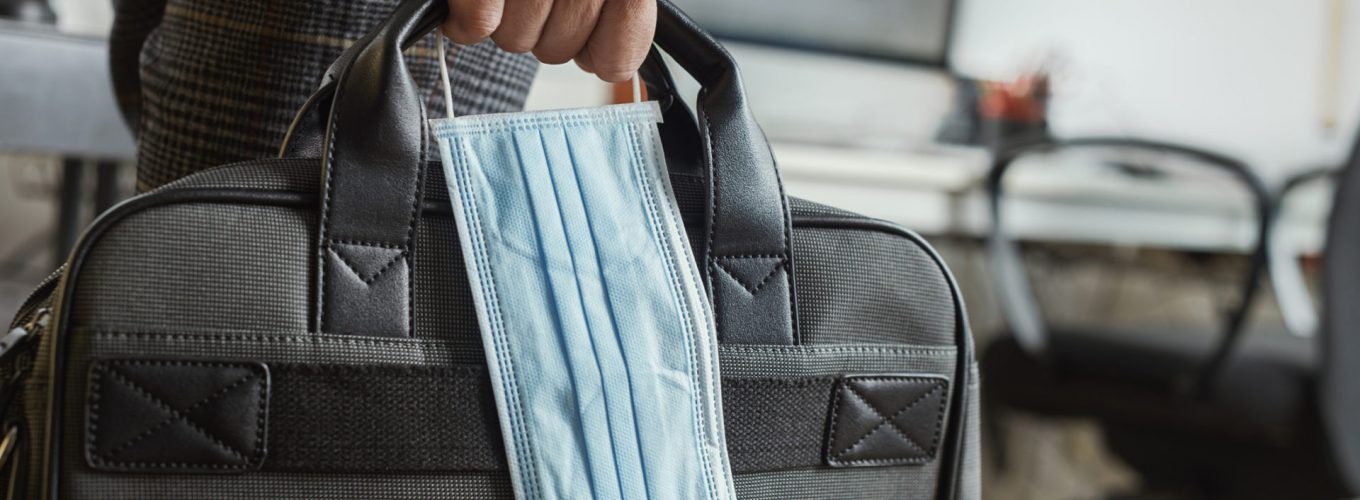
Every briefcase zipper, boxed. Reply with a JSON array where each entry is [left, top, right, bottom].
[[8, 267, 61, 332], [1, 307, 49, 417], [1, 308, 48, 364]]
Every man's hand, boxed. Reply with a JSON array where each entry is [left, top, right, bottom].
[[442, 0, 656, 82]]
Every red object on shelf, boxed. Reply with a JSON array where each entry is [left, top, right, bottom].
[[978, 73, 1049, 123]]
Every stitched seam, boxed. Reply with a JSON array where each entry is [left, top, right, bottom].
[[928, 379, 950, 463], [452, 136, 540, 493], [719, 345, 955, 355], [94, 331, 431, 346], [407, 88, 426, 338], [87, 365, 266, 472], [320, 45, 422, 337], [88, 332, 956, 356], [837, 384, 939, 458], [86, 462, 253, 470], [87, 361, 269, 470], [96, 367, 258, 463], [319, 54, 351, 334], [273, 364, 483, 376], [102, 368, 253, 461], [430, 106, 659, 134], [329, 240, 405, 249], [699, 98, 795, 343], [327, 246, 406, 284], [723, 377, 834, 388], [701, 100, 720, 338], [433, 110, 660, 131], [827, 377, 846, 465], [836, 457, 931, 466], [826, 378, 946, 465], [85, 364, 105, 469], [433, 116, 663, 134], [100, 360, 263, 368], [771, 151, 796, 345], [98, 371, 259, 461], [253, 365, 269, 469], [712, 258, 785, 295], [628, 120, 720, 496]]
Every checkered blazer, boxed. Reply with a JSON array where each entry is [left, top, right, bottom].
[[110, 0, 538, 191]]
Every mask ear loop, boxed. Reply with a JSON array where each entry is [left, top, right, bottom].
[[632, 73, 642, 104], [436, 35, 456, 119]]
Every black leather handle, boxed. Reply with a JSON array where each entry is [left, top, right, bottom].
[[302, 0, 443, 337], [290, 0, 796, 344], [650, 2, 797, 344]]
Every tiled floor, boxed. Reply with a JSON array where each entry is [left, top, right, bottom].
[[984, 413, 1141, 500]]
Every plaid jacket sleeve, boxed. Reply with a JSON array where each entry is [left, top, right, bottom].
[[109, 0, 537, 191]]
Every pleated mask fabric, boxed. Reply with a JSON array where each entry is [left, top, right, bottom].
[[431, 101, 737, 500]]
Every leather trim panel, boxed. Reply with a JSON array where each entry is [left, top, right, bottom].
[[825, 375, 949, 467], [85, 359, 269, 473]]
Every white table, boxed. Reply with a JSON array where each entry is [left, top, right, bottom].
[[774, 142, 1329, 255]]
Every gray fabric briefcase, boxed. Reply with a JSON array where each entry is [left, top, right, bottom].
[[1, 0, 980, 497]]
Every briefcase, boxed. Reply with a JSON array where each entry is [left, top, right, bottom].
[[1, 0, 980, 497]]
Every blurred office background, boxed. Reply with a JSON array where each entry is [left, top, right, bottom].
[[3, 1, 1358, 498]]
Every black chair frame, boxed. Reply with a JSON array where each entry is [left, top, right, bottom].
[[986, 137, 1273, 398]]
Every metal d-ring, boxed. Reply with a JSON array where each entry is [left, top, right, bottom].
[[0, 425, 18, 469], [1, 424, 19, 499]]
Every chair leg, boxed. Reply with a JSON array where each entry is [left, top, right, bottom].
[[1102, 422, 1345, 500]]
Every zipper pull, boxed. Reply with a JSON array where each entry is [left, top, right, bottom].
[[1, 308, 48, 361]]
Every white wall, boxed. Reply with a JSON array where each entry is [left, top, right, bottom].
[[527, 42, 958, 153], [49, 0, 113, 36], [583, 1, 1360, 185], [951, 0, 1360, 183]]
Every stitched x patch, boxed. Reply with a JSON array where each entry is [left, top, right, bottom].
[[825, 375, 949, 467], [712, 256, 785, 294], [86, 359, 269, 472], [329, 242, 406, 284]]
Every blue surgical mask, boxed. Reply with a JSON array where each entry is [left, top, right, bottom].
[[431, 83, 736, 498]]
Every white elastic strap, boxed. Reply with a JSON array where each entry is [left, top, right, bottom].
[[631, 73, 642, 103], [436, 37, 456, 118]]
